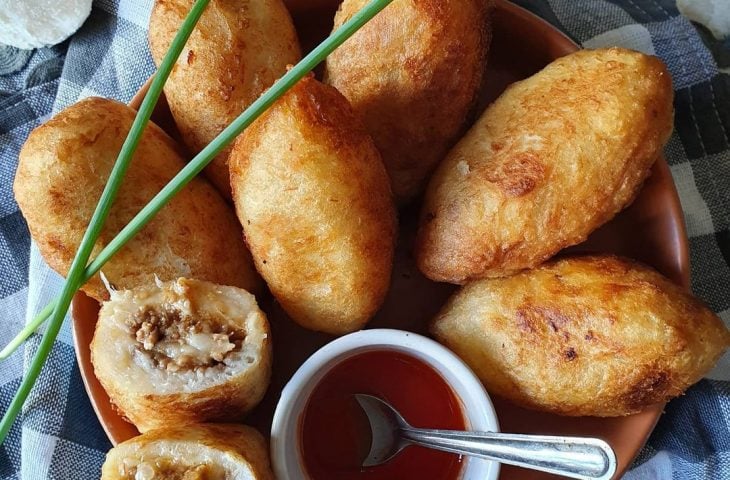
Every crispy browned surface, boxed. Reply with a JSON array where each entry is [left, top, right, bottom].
[[416, 48, 674, 283], [431, 255, 730, 417], [91, 278, 271, 432], [324, 0, 491, 203], [148, 0, 300, 199], [230, 76, 397, 335], [101, 424, 274, 479], [13, 97, 261, 300]]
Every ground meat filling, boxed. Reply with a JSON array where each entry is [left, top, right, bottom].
[[128, 306, 245, 372]]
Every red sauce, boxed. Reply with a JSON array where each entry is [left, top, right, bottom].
[[299, 349, 466, 480]]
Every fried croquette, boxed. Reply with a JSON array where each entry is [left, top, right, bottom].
[[431, 255, 730, 416], [229, 76, 397, 335], [101, 424, 274, 480], [417, 48, 674, 283], [148, 0, 300, 198], [14, 97, 260, 301], [91, 278, 271, 432], [324, 0, 491, 203]]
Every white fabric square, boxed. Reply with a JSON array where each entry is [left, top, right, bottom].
[[21, 428, 57, 480], [583, 23, 656, 53], [671, 162, 716, 237]]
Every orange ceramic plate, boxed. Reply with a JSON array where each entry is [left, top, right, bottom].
[[71, 2, 689, 479]]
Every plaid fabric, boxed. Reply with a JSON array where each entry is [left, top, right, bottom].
[[0, 0, 728, 478]]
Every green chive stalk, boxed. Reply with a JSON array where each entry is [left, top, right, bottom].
[[0, 0, 394, 445], [0, 0, 212, 444]]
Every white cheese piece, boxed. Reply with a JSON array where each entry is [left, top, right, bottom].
[[0, 0, 92, 50], [678, 0, 730, 40]]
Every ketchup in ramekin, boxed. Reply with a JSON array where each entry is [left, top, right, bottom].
[[299, 350, 466, 480]]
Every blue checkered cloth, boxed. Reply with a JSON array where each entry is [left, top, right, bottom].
[[1, 0, 728, 478]]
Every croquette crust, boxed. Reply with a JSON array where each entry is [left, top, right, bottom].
[[14, 97, 260, 301], [91, 278, 272, 433], [230, 76, 397, 335], [325, 0, 491, 202], [417, 48, 674, 283], [101, 424, 274, 480], [431, 255, 730, 416], [148, 0, 301, 198]]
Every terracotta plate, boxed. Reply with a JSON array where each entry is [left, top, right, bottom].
[[71, 1, 689, 479]]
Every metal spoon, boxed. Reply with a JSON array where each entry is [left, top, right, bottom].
[[355, 394, 617, 480]]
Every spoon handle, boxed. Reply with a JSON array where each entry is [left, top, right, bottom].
[[400, 428, 617, 480]]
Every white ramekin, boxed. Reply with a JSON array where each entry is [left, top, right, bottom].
[[270, 329, 500, 480]]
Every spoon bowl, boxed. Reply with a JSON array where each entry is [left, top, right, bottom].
[[355, 394, 617, 480]]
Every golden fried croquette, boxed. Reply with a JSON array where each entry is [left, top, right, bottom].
[[229, 76, 397, 335], [91, 278, 271, 432], [13, 97, 260, 301], [324, 0, 491, 203], [416, 48, 674, 283], [101, 424, 274, 480], [431, 255, 730, 417], [148, 0, 300, 199]]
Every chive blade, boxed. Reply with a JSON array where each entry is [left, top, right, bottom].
[[0, 0, 394, 361], [0, 302, 56, 360], [0, 0, 212, 444]]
